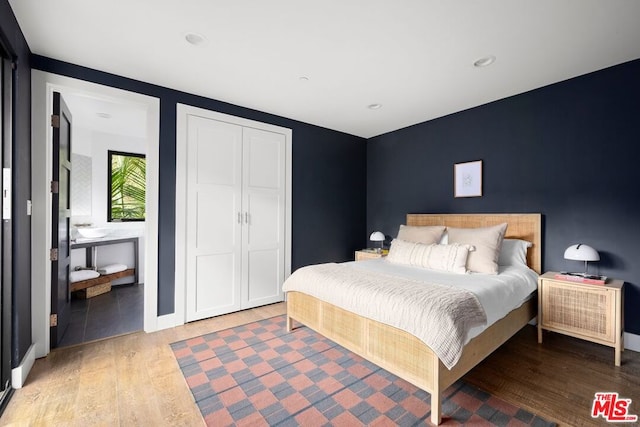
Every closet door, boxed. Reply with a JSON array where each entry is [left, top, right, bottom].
[[241, 127, 286, 308], [185, 117, 242, 321]]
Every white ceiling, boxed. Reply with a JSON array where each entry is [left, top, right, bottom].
[[62, 92, 148, 139], [9, 0, 640, 138]]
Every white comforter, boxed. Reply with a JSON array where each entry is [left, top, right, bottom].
[[283, 259, 538, 369]]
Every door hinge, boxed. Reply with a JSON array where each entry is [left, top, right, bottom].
[[50, 314, 58, 327], [50, 248, 59, 261], [51, 114, 60, 129], [50, 181, 59, 194]]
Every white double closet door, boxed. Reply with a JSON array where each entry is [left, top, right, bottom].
[[184, 113, 287, 322]]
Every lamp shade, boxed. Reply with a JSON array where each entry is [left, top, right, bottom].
[[564, 244, 600, 262], [369, 231, 385, 242]]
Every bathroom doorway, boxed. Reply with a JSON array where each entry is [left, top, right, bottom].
[[55, 90, 149, 348], [31, 71, 160, 358]]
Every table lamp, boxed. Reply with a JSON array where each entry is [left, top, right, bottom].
[[564, 243, 599, 275], [370, 231, 385, 253]]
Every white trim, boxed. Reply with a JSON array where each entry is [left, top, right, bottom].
[[174, 104, 292, 326], [11, 344, 36, 389], [174, 107, 188, 326], [624, 332, 640, 352], [156, 313, 180, 331], [31, 71, 160, 357]]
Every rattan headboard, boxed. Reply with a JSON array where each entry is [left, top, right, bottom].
[[406, 213, 542, 273]]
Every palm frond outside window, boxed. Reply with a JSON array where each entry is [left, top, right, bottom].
[[108, 150, 146, 221]]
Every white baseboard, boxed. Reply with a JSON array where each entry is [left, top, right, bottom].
[[11, 344, 36, 389], [624, 332, 640, 352]]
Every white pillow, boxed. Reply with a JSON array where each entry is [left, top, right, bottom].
[[447, 223, 508, 274], [387, 239, 473, 274], [397, 225, 446, 245], [498, 239, 532, 267]]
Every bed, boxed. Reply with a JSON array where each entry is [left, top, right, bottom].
[[284, 213, 541, 425]]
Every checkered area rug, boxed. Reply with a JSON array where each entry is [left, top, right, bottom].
[[171, 315, 554, 426]]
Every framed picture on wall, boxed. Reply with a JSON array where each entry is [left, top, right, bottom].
[[454, 160, 482, 197]]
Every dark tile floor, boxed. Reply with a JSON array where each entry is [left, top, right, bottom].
[[59, 283, 144, 348]]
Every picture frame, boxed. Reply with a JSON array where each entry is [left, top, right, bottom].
[[454, 160, 482, 198]]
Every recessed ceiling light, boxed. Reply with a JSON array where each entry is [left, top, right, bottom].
[[184, 32, 207, 47], [299, 76, 310, 82], [96, 112, 112, 119], [473, 55, 496, 68], [368, 103, 382, 110]]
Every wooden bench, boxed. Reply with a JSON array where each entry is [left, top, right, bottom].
[[70, 268, 136, 298]]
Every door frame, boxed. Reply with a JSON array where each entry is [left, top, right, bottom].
[[0, 47, 14, 403], [31, 71, 160, 358], [174, 103, 292, 326]]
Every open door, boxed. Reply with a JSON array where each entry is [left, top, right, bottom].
[[50, 91, 72, 347]]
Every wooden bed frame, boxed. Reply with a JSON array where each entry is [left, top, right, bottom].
[[286, 213, 541, 425]]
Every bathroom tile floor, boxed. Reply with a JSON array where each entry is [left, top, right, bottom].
[[59, 283, 144, 348]]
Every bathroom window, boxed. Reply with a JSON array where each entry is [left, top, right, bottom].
[[108, 150, 146, 222]]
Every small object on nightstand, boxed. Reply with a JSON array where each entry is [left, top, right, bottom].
[[554, 272, 607, 285], [355, 249, 388, 261], [563, 243, 600, 275], [538, 271, 625, 366], [369, 231, 385, 254]]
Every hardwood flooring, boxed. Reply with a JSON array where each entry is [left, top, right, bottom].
[[465, 325, 640, 426], [2, 303, 638, 426], [1, 303, 285, 426]]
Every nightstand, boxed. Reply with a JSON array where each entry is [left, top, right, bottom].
[[537, 271, 625, 366], [355, 249, 387, 261]]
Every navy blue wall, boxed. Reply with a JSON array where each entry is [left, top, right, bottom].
[[1, 0, 32, 368], [32, 55, 367, 316], [367, 59, 640, 334]]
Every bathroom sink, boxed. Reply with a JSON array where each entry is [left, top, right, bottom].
[[76, 227, 108, 238]]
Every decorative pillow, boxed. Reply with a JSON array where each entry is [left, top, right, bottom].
[[387, 239, 472, 274], [498, 239, 533, 267], [447, 223, 508, 274], [397, 225, 446, 245]]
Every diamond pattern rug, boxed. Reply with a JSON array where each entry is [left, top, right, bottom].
[[171, 315, 554, 426]]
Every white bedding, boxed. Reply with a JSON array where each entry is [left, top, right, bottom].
[[349, 259, 538, 340], [283, 259, 538, 369]]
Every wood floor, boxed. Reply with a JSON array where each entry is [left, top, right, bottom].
[[2, 302, 639, 426], [1, 303, 285, 426], [465, 325, 640, 426]]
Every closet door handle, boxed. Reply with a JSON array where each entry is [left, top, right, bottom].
[[237, 212, 242, 224], [244, 212, 249, 224]]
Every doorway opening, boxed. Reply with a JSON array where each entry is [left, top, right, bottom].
[[57, 91, 149, 348], [31, 71, 160, 359]]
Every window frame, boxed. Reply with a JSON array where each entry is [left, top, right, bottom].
[[107, 149, 146, 222]]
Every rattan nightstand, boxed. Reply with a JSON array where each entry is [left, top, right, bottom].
[[354, 249, 388, 261], [537, 271, 625, 366]]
